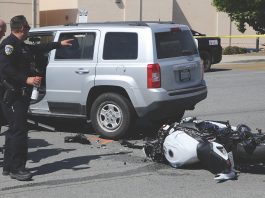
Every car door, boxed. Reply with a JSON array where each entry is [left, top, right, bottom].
[[46, 30, 100, 115]]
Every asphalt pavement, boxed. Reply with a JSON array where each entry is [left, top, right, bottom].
[[1, 55, 265, 198]]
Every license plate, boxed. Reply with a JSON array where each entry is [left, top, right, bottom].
[[179, 69, 191, 82]]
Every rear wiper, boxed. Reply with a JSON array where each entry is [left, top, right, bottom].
[[182, 50, 193, 55]]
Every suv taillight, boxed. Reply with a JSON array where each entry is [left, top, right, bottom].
[[147, 64, 161, 88]]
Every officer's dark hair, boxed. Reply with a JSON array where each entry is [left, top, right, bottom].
[[10, 15, 30, 32]]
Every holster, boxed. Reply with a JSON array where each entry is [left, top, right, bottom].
[[1, 80, 17, 106]]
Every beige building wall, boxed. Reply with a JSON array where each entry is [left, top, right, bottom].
[[174, 0, 217, 34], [0, 0, 39, 36], [40, 0, 173, 24], [40, 9, 79, 26], [141, 0, 172, 21], [174, 0, 263, 48], [39, 0, 78, 26], [78, 0, 124, 21], [38, 0, 262, 48]]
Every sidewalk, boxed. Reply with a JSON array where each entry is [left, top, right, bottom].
[[220, 53, 265, 64]]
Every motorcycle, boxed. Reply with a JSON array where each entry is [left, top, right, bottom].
[[144, 117, 265, 181]]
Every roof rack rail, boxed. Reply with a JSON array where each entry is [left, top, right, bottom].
[[64, 21, 176, 27]]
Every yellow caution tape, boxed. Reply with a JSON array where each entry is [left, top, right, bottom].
[[194, 35, 265, 38]]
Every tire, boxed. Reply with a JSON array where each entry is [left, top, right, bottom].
[[90, 93, 135, 139], [200, 51, 212, 72]]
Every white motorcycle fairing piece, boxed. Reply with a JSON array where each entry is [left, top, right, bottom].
[[162, 130, 237, 181], [163, 130, 200, 168]]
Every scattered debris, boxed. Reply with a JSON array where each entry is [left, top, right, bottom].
[[64, 134, 91, 144], [119, 140, 143, 149], [88, 136, 114, 145]]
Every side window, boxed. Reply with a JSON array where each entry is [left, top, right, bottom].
[[25, 33, 55, 69], [103, 32, 138, 60], [55, 32, 96, 60], [25, 34, 54, 45]]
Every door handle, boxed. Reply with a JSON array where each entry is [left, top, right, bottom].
[[75, 68, 90, 74]]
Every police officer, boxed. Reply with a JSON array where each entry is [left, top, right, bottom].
[[0, 15, 72, 181], [0, 19, 6, 40], [0, 18, 6, 109], [0, 19, 7, 151]]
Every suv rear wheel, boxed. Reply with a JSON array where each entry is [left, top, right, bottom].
[[90, 93, 135, 139]]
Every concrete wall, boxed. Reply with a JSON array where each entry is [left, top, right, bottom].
[[141, 0, 172, 21], [39, 0, 78, 26], [78, 0, 124, 22], [79, 0, 172, 22], [40, 0, 173, 23], [40, 9, 78, 26], [173, 0, 263, 48], [39, 0, 77, 11], [174, 0, 217, 34], [38, 0, 263, 48], [0, 0, 39, 35]]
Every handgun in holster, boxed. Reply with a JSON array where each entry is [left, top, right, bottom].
[[1, 80, 17, 106]]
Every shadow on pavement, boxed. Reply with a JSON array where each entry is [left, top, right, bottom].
[[207, 68, 232, 73], [28, 116, 161, 141], [28, 116, 96, 135], [28, 148, 76, 163], [236, 164, 265, 174], [29, 151, 132, 176], [28, 138, 52, 149]]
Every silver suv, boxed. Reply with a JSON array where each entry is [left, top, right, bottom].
[[27, 22, 207, 138]]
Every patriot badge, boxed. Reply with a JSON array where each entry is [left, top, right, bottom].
[[5, 45, 14, 55]]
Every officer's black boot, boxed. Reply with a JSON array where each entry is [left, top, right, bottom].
[[10, 169, 32, 181], [2, 168, 10, 176]]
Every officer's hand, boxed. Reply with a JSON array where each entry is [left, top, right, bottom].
[[26, 76, 42, 87], [60, 39, 73, 46]]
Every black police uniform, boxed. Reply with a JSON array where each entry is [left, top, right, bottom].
[[0, 33, 61, 174]]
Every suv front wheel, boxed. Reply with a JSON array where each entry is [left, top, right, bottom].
[[90, 93, 135, 139]]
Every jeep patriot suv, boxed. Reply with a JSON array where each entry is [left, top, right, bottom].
[[25, 21, 207, 138]]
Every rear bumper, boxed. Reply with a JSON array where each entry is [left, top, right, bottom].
[[135, 84, 207, 120]]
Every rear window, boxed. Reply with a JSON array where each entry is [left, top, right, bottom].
[[155, 30, 197, 59], [103, 32, 138, 60]]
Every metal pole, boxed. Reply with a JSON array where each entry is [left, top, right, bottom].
[[32, 0, 36, 28], [216, 12, 219, 36], [139, 0, 142, 21], [256, 37, 259, 52], [229, 18, 232, 46]]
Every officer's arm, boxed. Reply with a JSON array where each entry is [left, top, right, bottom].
[[29, 39, 73, 53], [29, 42, 61, 53]]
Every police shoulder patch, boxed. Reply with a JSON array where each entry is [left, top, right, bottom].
[[5, 45, 14, 55]]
